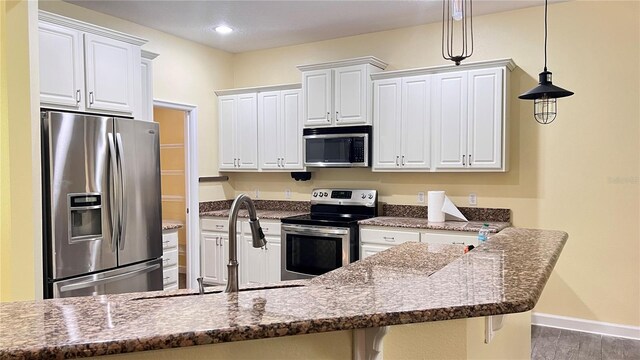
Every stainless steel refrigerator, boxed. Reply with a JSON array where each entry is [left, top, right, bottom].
[[41, 110, 163, 298]]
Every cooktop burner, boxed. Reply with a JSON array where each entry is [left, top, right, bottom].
[[280, 188, 379, 227]]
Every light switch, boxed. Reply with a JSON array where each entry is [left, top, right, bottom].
[[468, 193, 477, 206], [285, 189, 292, 199], [417, 192, 425, 203], [254, 188, 260, 199]]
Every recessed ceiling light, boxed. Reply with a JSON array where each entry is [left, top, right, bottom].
[[214, 25, 233, 34]]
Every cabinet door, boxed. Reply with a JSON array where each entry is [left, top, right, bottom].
[[302, 69, 332, 127], [401, 75, 431, 169], [244, 238, 265, 284], [140, 57, 153, 121], [361, 244, 390, 260], [84, 33, 136, 114], [372, 79, 402, 170], [258, 91, 281, 169], [334, 65, 367, 125], [281, 89, 303, 169], [218, 95, 237, 170], [201, 232, 223, 284], [467, 68, 503, 169], [38, 22, 84, 109], [265, 240, 281, 283], [236, 93, 258, 169], [432, 71, 468, 169]]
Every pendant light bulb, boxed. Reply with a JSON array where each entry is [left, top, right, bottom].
[[451, 0, 463, 21]]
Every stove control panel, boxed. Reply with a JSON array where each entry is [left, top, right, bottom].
[[311, 188, 377, 207]]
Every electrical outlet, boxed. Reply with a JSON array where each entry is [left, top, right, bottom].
[[254, 188, 260, 199], [417, 192, 425, 203], [284, 188, 292, 199], [468, 193, 477, 206]]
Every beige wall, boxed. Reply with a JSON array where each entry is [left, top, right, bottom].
[[0, 0, 42, 302], [38, 0, 236, 202], [229, 1, 640, 327]]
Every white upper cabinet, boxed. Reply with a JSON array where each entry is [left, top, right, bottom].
[[140, 51, 158, 122], [84, 33, 138, 114], [258, 89, 303, 171], [298, 57, 387, 128], [467, 68, 503, 169], [38, 11, 146, 118], [371, 59, 513, 172], [38, 22, 84, 109], [372, 75, 431, 171], [433, 71, 468, 169], [219, 84, 302, 172], [218, 93, 258, 171], [302, 69, 332, 127]]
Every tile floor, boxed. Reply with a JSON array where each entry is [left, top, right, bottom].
[[532, 325, 640, 360]]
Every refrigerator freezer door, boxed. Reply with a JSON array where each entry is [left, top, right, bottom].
[[43, 111, 117, 279], [53, 259, 163, 298], [115, 119, 162, 266]]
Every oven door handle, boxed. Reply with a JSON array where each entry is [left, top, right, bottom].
[[281, 224, 349, 236]]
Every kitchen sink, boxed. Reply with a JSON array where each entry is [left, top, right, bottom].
[[130, 283, 306, 301]]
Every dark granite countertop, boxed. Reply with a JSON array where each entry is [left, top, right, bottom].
[[200, 209, 308, 220], [0, 228, 566, 359], [358, 216, 510, 233]]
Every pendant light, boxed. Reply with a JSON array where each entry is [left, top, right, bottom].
[[519, 0, 574, 124], [442, 0, 474, 65]]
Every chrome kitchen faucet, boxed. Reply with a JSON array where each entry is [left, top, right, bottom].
[[225, 194, 266, 292]]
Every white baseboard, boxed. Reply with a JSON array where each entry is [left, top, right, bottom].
[[532, 312, 640, 340]]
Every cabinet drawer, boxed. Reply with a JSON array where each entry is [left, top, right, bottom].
[[162, 249, 178, 268], [243, 220, 281, 236], [360, 227, 420, 245], [162, 268, 178, 287], [201, 218, 228, 232], [421, 231, 479, 247], [162, 231, 178, 250]]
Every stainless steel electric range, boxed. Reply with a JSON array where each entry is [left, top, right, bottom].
[[280, 188, 379, 280]]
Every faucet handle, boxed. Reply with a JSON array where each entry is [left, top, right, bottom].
[[197, 277, 205, 295]]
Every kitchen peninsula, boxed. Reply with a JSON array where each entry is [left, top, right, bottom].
[[0, 227, 566, 359]]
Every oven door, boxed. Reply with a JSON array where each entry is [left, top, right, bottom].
[[281, 224, 350, 280]]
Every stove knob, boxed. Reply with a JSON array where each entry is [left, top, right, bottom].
[[324, 192, 328, 197], [361, 193, 366, 199], [319, 192, 323, 197], [313, 192, 318, 197], [368, 193, 374, 199]]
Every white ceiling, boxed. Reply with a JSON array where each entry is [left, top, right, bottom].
[[65, 0, 558, 53]]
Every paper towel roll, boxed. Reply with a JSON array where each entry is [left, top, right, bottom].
[[428, 191, 445, 222]]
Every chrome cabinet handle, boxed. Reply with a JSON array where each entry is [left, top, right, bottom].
[[468, 154, 472, 166], [383, 236, 395, 242], [215, 237, 219, 246], [233, 158, 237, 167], [396, 156, 399, 166], [162, 240, 169, 246], [237, 158, 240, 167], [463, 155, 466, 166], [452, 241, 466, 245], [89, 91, 94, 105], [215, 224, 223, 229], [75, 89, 81, 104], [336, 111, 339, 121], [163, 276, 170, 281], [326, 112, 330, 122], [402, 155, 405, 166]]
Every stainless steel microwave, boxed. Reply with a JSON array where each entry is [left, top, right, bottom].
[[303, 126, 371, 167]]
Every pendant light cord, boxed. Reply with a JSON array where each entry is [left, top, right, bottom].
[[544, 0, 548, 71]]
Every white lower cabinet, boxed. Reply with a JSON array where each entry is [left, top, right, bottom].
[[162, 229, 179, 290], [201, 217, 281, 286], [359, 227, 420, 259], [243, 220, 282, 284], [360, 226, 483, 259]]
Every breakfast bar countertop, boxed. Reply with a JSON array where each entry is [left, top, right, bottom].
[[0, 228, 567, 359]]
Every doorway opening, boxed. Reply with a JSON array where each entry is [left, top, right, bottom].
[[153, 100, 199, 290]]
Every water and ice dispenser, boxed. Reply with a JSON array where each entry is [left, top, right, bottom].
[[68, 193, 103, 242]]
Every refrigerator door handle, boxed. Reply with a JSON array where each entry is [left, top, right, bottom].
[[107, 133, 119, 251], [115, 133, 127, 251], [58, 263, 161, 293]]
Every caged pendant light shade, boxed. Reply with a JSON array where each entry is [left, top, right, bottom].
[[519, 0, 574, 124], [442, 0, 473, 66]]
